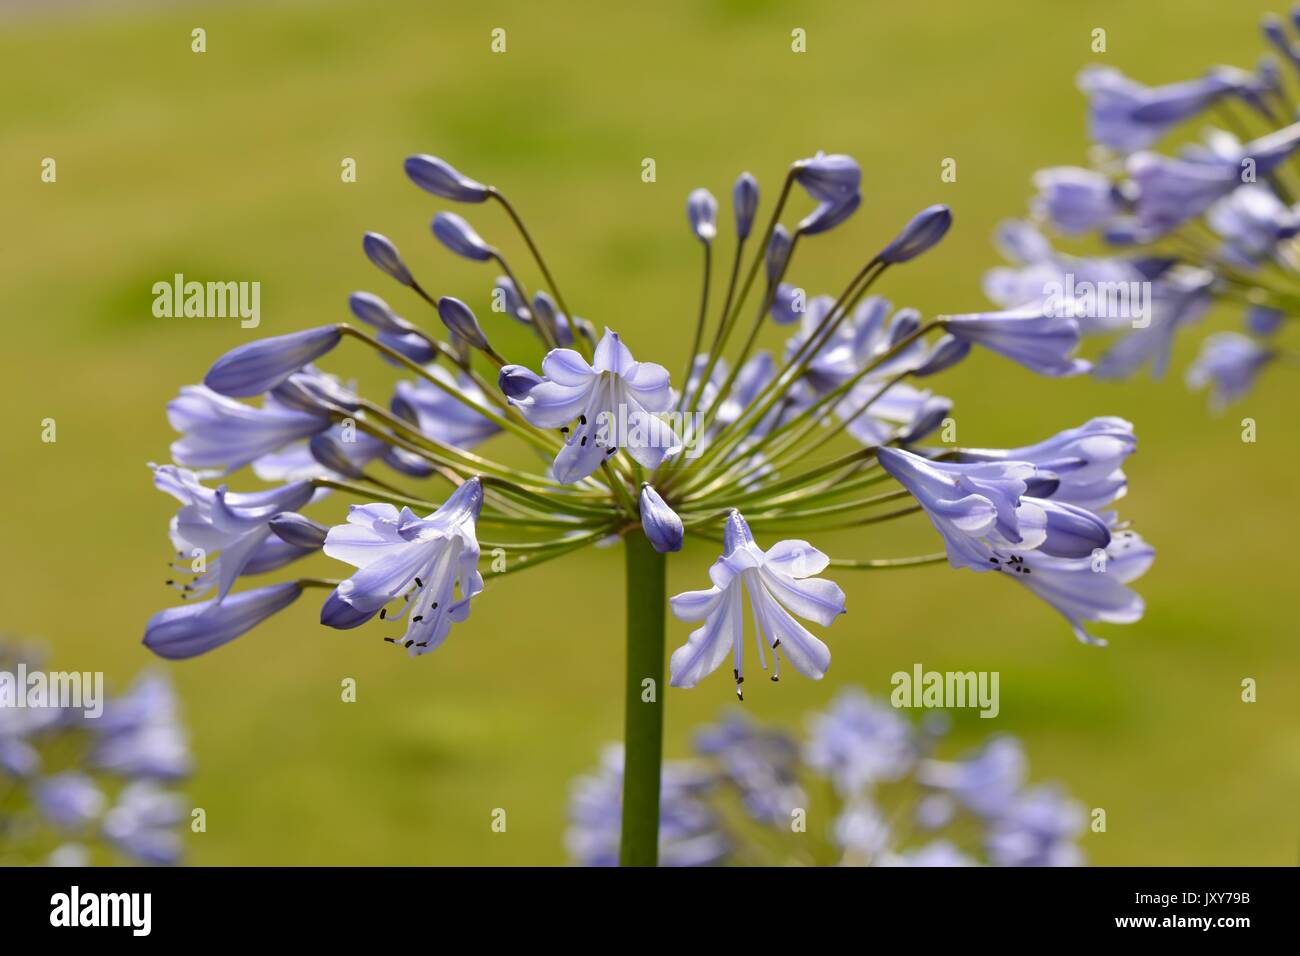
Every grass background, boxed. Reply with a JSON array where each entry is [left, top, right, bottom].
[[2, 0, 1297, 865]]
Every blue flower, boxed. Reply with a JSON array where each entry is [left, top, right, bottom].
[[392, 366, 502, 450], [943, 304, 1090, 377], [90, 672, 192, 779], [321, 479, 484, 656], [878, 446, 1111, 571], [1077, 65, 1239, 152], [513, 329, 681, 483], [1206, 185, 1300, 267], [918, 736, 1025, 817], [1031, 167, 1121, 236], [102, 781, 186, 866], [668, 512, 844, 696], [34, 772, 105, 829], [986, 785, 1085, 866], [956, 417, 1137, 512], [151, 465, 316, 601], [204, 327, 343, 398], [804, 690, 915, 794], [566, 746, 727, 867], [1185, 331, 1275, 410], [793, 153, 861, 201], [694, 712, 805, 825], [167, 385, 329, 474], [1005, 527, 1155, 646], [144, 581, 304, 659]]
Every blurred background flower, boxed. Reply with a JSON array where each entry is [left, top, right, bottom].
[[567, 689, 1085, 866], [0, 639, 191, 866]]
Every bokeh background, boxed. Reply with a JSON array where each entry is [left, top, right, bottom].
[[2, 0, 1296, 865]]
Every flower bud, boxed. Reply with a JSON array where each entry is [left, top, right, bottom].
[[687, 188, 718, 242], [362, 232, 414, 286], [733, 172, 759, 240], [432, 211, 494, 261], [348, 291, 412, 335], [437, 296, 490, 350], [268, 512, 329, 550], [498, 364, 543, 399], [877, 205, 952, 264], [404, 154, 490, 202], [204, 327, 342, 398], [639, 484, 684, 553], [766, 225, 792, 283]]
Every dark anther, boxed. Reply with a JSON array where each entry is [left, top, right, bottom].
[[431, 602, 439, 610], [379, 608, 387, 620], [166, 579, 174, 585], [580, 436, 588, 446], [579, 414, 587, 425], [383, 637, 397, 644], [412, 615, 424, 623], [772, 639, 781, 649], [415, 577, 424, 588]]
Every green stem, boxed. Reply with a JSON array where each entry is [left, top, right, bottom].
[[619, 533, 666, 867]]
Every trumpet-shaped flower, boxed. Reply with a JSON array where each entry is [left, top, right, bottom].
[[513, 329, 681, 483], [669, 512, 844, 697], [321, 479, 484, 656], [151, 465, 315, 601]]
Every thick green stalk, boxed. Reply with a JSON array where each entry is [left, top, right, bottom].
[[620, 533, 666, 867]]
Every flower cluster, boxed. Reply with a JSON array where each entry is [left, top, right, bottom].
[[566, 688, 1085, 867], [986, 9, 1300, 409], [0, 640, 191, 866], [143, 149, 1152, 692]]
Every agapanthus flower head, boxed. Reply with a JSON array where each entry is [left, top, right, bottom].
[[146, 149, 1155, 867], [992, 19, 1300, 408]]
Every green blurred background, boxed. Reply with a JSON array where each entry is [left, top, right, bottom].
[[2, 0, 1296, 865]]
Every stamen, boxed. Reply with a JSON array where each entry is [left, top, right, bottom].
[[379, 608, 387, 620], [414, 577, 423, 588]]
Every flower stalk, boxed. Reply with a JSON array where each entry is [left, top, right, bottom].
[[620, 533, 666, 867]]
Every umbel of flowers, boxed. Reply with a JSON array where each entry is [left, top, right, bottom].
[[568, 689, 1085, 867], [143, 149, 1152, 866], [987, 8, 1300, 409], [0, 640, 192, 866]]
